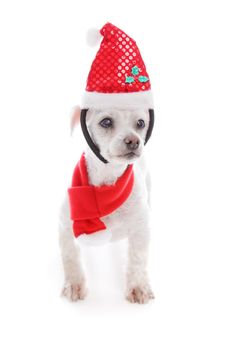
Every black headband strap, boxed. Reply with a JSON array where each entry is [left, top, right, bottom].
[[80, 109, 108, 163], [80, 108, 154, 164], [145, 109, 154, 145]]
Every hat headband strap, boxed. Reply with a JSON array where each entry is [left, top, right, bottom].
[[80, 109, 154, 164], [145, 109, 154, 145]]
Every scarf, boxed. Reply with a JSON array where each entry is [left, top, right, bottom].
[[68, 153, 134, 238]]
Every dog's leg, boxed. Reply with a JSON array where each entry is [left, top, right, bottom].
[[59, 224, 87, 302], [126, 230, 154, 304]]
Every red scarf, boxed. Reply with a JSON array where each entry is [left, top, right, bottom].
[[68, 154, 134, 238]]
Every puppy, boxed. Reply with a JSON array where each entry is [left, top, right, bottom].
[[59, 22, 155, 304], [58, 107, 154, 304]]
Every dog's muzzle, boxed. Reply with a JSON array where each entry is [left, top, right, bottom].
[[80, 109, 155, 164]]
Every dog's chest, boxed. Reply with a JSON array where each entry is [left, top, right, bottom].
[[77, 163, 149, 246], [104, 165, 147, 218]]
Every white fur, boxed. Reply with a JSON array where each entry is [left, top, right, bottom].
[[70, 105, 81, 135], [59, 108, 154, 303], [81, 90, 154, 110]]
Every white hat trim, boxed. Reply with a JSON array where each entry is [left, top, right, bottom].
[[81, 90, 154, 109]]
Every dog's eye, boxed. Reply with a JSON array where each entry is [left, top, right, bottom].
[[137, 119, 145, 129], [100, 118, 113, 128]]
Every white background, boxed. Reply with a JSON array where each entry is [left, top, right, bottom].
[[0, 0, 230, 349]]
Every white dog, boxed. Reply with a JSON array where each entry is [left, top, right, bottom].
[[58, 107, 155, 304]]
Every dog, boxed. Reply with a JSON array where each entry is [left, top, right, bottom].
[[58, 106, 155, 304], [59, 22, 155, 304]]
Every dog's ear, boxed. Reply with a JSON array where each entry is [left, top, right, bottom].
[[70, 105, 81, 135]]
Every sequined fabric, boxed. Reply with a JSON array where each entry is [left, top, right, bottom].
[[86, 23, 151, 93]]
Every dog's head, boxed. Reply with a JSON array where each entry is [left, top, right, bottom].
[[84, 108, 151, 165]]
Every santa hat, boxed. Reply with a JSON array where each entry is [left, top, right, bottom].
[[81, 22, 154, 110], [79, 23, 154, 164]]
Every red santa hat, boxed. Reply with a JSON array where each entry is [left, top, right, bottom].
[[81, 22, 154, 110]]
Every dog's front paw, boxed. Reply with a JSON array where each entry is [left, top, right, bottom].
[[61, 280, 87, 302], [126, 285, 154, 304]]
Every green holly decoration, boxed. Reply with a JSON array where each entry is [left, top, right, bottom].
[[125, 66, 149, 84], [125, 76, 135, 83], [131, 66, 139, 76], [138, 76, 149, 83]]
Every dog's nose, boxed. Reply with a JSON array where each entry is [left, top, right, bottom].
[[124, 136, 140, 150]]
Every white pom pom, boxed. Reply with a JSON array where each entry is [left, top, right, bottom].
[[86, 28, 102, 47]]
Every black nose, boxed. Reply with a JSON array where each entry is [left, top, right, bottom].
[[124, 136, 140, 151]]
